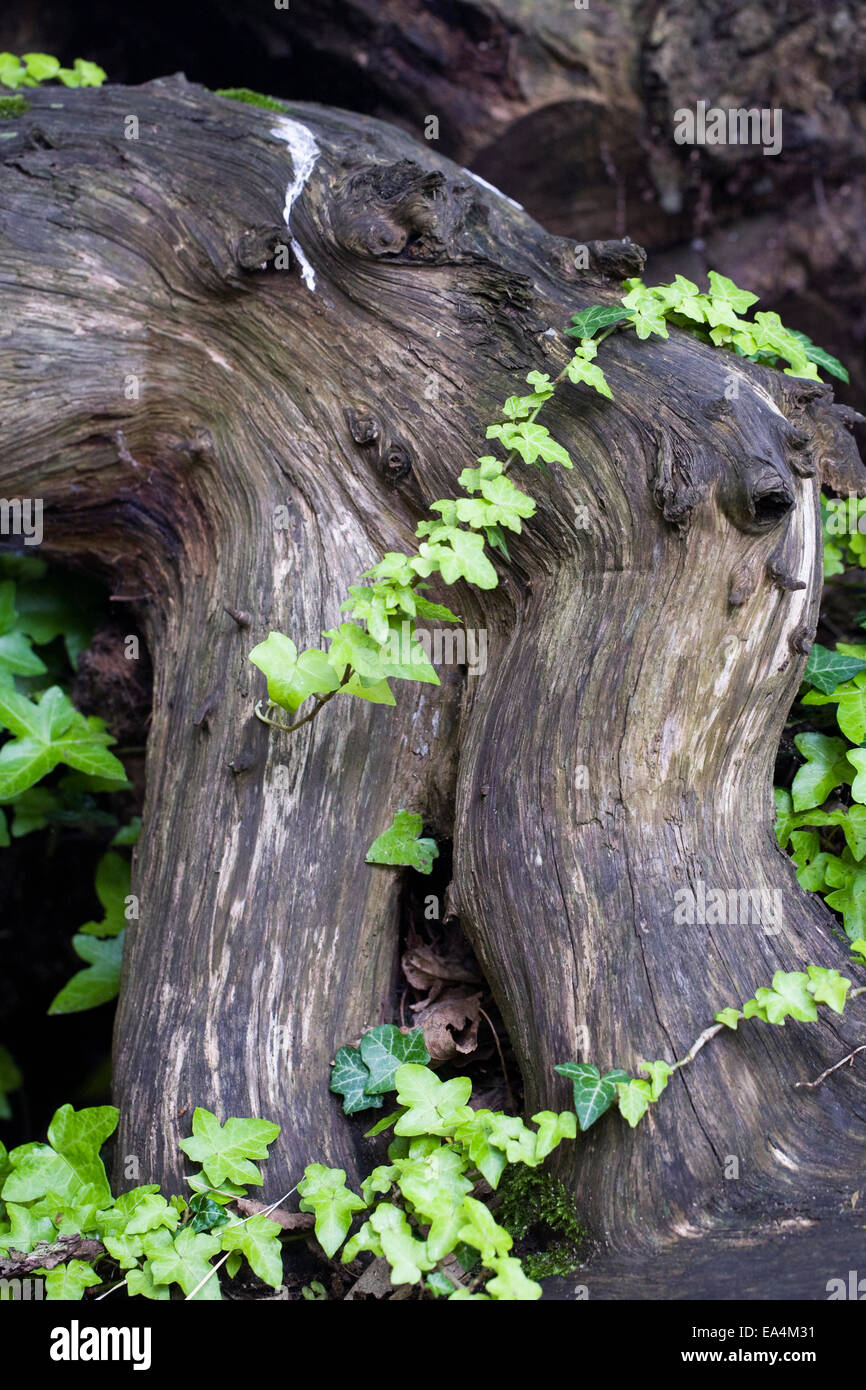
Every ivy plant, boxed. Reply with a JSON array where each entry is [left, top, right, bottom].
[[249, 273, 846, 737]]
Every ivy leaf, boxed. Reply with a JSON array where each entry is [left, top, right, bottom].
[[791, 733, 854, 811], [805, 965, 850, 1014], [411, 531, 499, 590], [188, 1192, 230, 1233], [43, 1259, 101, 1301], [803, 643, 866, 695], [455, 475, 536, 533], [485, 1254, 542, 1300], [485, 421, 573, 469], [621, 288, 669, 339], [248, 632, 341, 713], [219, 1213, 283, 1289], [788, 330, 849, 384], [565, 305, 628, 339], [0, 1201, 55, 1254], [48, 932, 124, 1014], [554, 1062, 629, 1131], [359, 1025, 430, 1094], [0, 686, 126, 797], [178, 1108, 280, 1188], [393, 1064, 473, 1137], [394, 1141, 473, 1260], [706, 271, 759, 318], [22, 52, 60, 82], [126, 1264, 171, 1300], [79, 851, 130, 938], [564, 354, 613, 399], [714, 1008, 742, 1030], [366, 810, 438, 874], [452, 1110, 508, 1189], [457, 1196, 513, 1263], [850, 938, 866, 964], [615, 1079, 653, 1127], [99, 1186, 178, 1237], [3, 1104, 117, 1208], [747, 971, 819, 1025], [297, 1164, 366, 1258], [361, 1202, 435, 1285], [458, 457, 504, 493], [638, 1059, 674, 1101], [330, 1045, 381, 1115], [530, 1110, 577, 1159], [144, 1227, 222, 1300], [0, 1044, 21, 1120]]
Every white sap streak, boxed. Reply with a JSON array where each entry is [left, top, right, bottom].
[[269, 116, 321, 292], [462, 167, 524, 211]]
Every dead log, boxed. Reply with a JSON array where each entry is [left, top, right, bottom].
[[1, 77, 865, 1296]]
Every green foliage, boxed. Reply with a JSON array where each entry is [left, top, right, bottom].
[[48, 851, 131, 1014], [309, 1029, 583, 1297], [0, 53, 107, 89], [0, 685, 125, 797], [553, 1062, 630, 1131], [0, 1046, 22, 1119], [0, 1103, 283, 1300], [0, 93, 28, 118], [330, 1025, 429, 1115], [365, 810, 439, 874]]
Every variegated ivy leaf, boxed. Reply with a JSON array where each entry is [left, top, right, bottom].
[[329, 1044, 382, 1115], [565, 304, 629, 339], [359, 1025, 430, 1094], [554, 1062, 630, 1131], [803, 642, 866, 695]]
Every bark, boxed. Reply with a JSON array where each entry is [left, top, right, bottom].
[[1, 78, 865, 1296]]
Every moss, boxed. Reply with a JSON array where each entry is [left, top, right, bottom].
[[214, 87, 287, 114], [498, 1167, 584, 1281], [0, 95, 28, 119]]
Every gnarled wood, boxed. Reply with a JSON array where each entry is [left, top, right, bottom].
[[1, 78, 865, 1296]]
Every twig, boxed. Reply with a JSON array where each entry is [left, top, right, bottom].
[[795, 1044, 866, 1090], [479, 1007, 514, 1111]]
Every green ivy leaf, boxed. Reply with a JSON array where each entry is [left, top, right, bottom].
[[393, 1064, 473, 1137], [2, 1104, 117, 1209], [788, 330, 849, 384], [178, 1109, 280, 1188], [365, 810, 439, 874], [485, 421, 573, 469], [298, 1164, 366, 1258], [714, 1008, 742, 1030], [554, 1062, 629, 1131], [565, 305, 629, 339], [805, 965, 850, 1014], [791, 733, 855, 811], [126, 1264, 171, 1300], [330, 1046, 381, 1115], [144, 1227, 222, 1300], [359, 1025, 430, 1094], [0, 1201, 54, 1253], [456, 1195, 513, 1264], [564, 353, 613, 399], [638, 1059, 674, 1101], [530, 1109, 577, 1159], [248, 632, 342, 713], [745, 971, 819, 1025], [485, 1254, 542, 1300], [615, 1079, 653, 1127], [0, 686, 126, 797], [803, 643, 866, 695], [219, 1213, 283, 1289], [411, 531, 499, 589], [43, 1259, 101, 1300], [48, 932, 124, 1014]]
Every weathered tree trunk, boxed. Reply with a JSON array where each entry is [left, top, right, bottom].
[[2, 78, 865, 1296]]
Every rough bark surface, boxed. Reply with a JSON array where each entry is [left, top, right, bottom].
[[1, 79, 865, 1296]]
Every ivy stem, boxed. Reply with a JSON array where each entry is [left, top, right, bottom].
[[254, 666, 354, 734]]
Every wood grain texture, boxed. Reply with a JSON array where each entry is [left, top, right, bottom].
[[1, 77, 864, 1294]]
